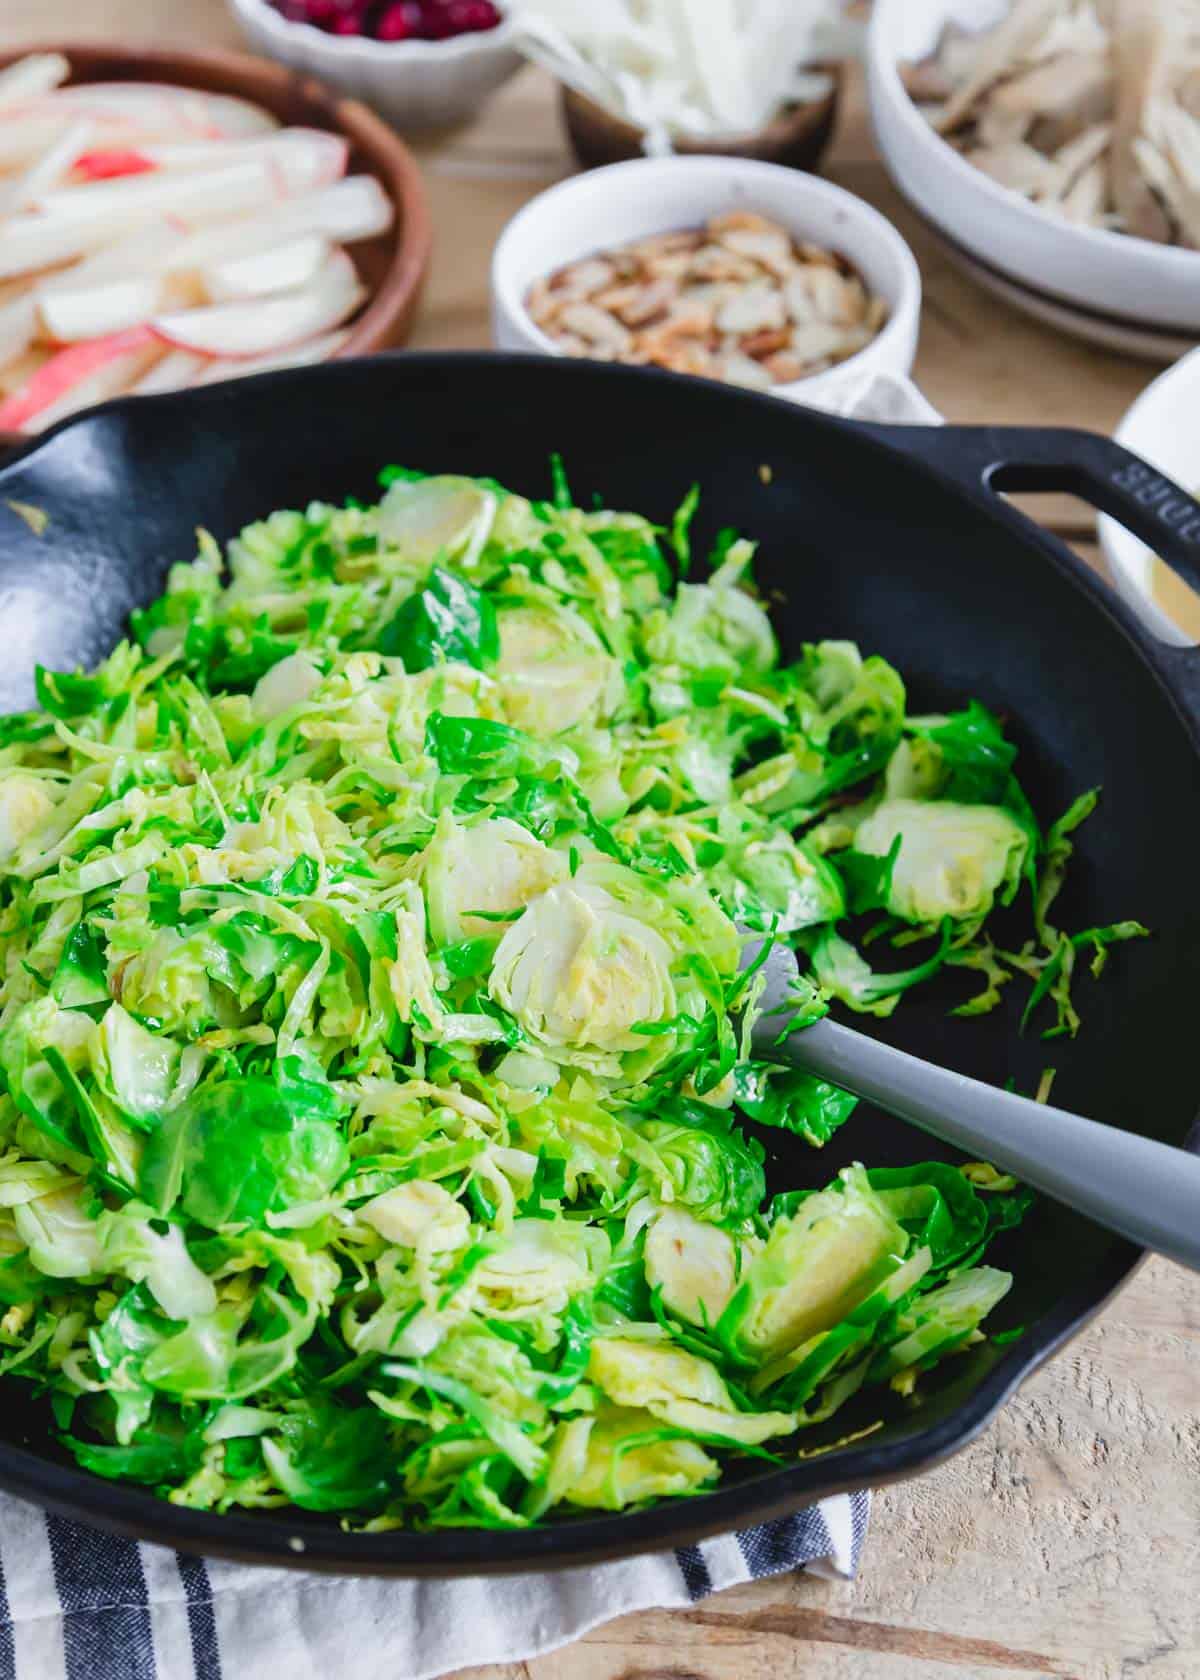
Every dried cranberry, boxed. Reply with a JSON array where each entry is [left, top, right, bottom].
[[374, 1, 420, 40], [329, 0, 371, 29], [442, 0, 500, 32]]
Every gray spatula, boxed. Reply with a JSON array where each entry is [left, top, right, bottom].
[[747, 942, 1200, 1274]]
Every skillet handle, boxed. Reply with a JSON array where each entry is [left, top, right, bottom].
[[869, 422, 1200, 596]]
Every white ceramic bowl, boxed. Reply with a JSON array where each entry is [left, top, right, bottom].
[[867, 0, 1200, 344], [227, 0, 523, 129], [490, 156, 922, 405], [1098, 352, 1200, 646]]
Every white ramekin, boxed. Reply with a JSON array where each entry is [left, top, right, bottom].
[[227, 0, 523, 129], [490, 155, 922, 406], [867, 0, 1200, 341], [1098, 352, 1200, 647]]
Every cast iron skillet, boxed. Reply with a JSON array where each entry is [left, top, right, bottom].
[[1, 353, 1198, 1575]]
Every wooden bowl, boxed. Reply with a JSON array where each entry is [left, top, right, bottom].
[[0, 41, 433, 439], [560, 71, 843, 173]]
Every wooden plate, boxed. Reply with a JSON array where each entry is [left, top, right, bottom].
[[0, 40, 433, 441], [560, 73, 842, 174]]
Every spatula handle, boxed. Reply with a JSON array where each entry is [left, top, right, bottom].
[[786, 1015, 1200, 1274]]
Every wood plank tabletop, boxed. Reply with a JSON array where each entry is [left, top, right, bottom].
[[3, 6, 1200, 1678]]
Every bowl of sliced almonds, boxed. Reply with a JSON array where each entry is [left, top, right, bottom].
[[490, 155, 921, 402]]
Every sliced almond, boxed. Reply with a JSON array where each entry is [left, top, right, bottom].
[[717, 228, 796, 279], [715, 282, 786, 335], [763, 350, 808, 383], [558, 301, 633, 354], [614, 279, 678, 327], [707, 210, 776, 236], [718, 349, 776, 390], [688, 244, 762, 284], [740, 327, 792, 359], [630, 229, 705, 260], [789, 321, 857, 364], [556, 256, 617, 298]]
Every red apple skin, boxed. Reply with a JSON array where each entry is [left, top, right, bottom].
[[0, 325, 156, 431], [73, 148, 157, 181]]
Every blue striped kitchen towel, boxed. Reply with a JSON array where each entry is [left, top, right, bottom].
[[0, 1489, 870, 1680]]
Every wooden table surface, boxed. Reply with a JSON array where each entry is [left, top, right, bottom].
[[4, 6, 1200, 1677]]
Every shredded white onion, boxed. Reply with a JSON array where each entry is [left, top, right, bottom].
[[504, 0, 862, 146]]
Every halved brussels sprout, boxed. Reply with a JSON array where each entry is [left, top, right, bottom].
[[872, 1265, 1013, 1380], [710, 831, 845, 934], [717, 1169, 908, 1365], [13, 1184, 102, 1278], [471, 1218, 609, 1319], [98, 1202, 217, 1319], [641, 562, 777, 685], [644, 1206, 741, 1326], [0, 773, 56, 863], [496, 602, 622, 737], [751, 1244, 932, 1403], [554, 1405, 720, 1510], [853, 798, 1031, 924], [379, 475, 498, 569], [489, 880, 676, 1071], [91, 1004, 181, 1122], [360, 1180, 470, 1252], [589, 1336, 797, 1446], [422, 813, 566, 946], [488, 857, 739, 1082], [250, 652, 322, 723]]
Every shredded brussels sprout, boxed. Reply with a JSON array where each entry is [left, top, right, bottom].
[[0, 463, 1141, 1527]]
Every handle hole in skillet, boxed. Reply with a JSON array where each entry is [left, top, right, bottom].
[[996, 490, 1200, 649], [986, 450, 1200, 649], [996, 489, 1109, 549]]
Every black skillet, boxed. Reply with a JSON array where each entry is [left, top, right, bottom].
[[0, 352, 1198, 1575]]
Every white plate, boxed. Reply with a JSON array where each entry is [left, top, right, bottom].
[[925, 223, 1198, 365], [868, 0, 1200, 338], [1098, 351, 1200, 646]]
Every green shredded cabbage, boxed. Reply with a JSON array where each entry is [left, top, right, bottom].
[[0, 465, 1139, 1526]]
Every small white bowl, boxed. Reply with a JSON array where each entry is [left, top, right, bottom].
[[1098, 352, 1200, 647], [867, 0, 1200, 345], [227, 0, 523, 129], [490, 155, 921, 406]]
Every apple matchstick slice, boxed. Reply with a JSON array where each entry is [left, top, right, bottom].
[[18, 173, 388, 298], [193, 326, 351, 385], [53, 83, 279, 139], [97, 128, 349, 193], [140, 176, 395, 278], [0, 325, 160, 433], [128, 347, 208, 394], [34, 157, 279, 222], [201, 234, 330, 302], [0, 161, 279, 277], [0, 54, 69, 111], [40, 220, 186, 288], [0, 294, 37, 370], [0, 106, 186, 170], [1, 118, 94, 215], [151, 249, 364, 358], [38, 271, 164, 343]]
